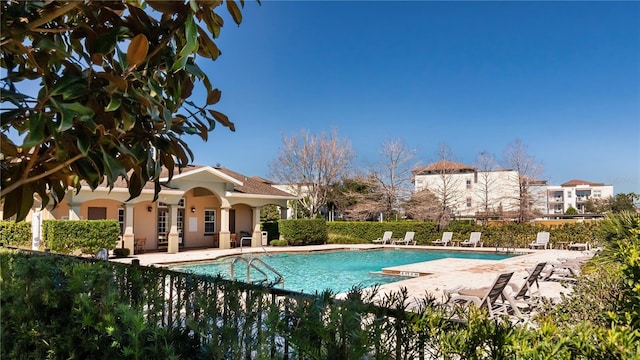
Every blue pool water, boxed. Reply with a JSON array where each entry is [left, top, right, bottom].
[[172, 249, 515, 294]]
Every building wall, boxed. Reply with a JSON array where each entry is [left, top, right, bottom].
[[414, 169, 525, 217], [546, 184, 614, 214]]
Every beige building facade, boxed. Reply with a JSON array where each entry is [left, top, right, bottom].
[[17, 165, 298, 254]]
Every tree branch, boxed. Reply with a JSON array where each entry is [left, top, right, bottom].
[[0, 153, 84, 198]]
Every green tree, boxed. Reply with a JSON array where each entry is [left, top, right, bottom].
[[260, 204, 280, 222], [565, 206, 578, 215], [611, 193, 639, 213], [1, 0, 254, 220]]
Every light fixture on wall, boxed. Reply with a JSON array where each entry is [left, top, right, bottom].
[[191, 206, 196, 213], [147, 206, 152, 212]]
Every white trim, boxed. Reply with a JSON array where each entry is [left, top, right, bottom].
[[161, 166, 243, 186], [225, 192, 299, 200]]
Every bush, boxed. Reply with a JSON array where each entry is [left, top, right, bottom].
[[0, 221, 31, 247], [113, 248, 130, 258], [278, 219, 327, 245], [327, 221, 437, 245], [269, 239, 288, 246], [262, 221, 280, 242], [42, 220, 120, 254]]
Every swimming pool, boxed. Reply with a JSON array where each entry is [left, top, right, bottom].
[[172, 249, 516, 294]]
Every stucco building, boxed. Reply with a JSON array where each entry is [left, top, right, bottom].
[[14, 165, 298, 254], [545, 179, 614, 215]]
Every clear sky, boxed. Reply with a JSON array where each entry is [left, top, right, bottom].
[[6, 1, 639, 194], [194, 0, 639, 194]]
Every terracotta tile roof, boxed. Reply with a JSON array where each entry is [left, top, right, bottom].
[[561, 179, 605, 187], [413, 160, 476, 175]]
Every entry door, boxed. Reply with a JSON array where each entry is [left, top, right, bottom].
[[157, 208, 185, 248]]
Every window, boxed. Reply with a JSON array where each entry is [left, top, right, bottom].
[[118, 208, 125, 235], [567, 191, 572, 198], [466, 179, 472, 189], [594, 190, 601, 198], [466, 197, 472, 208], [157, 208, 167, 236], [204, 209, 216, 234], [87, 207, 106, 220]]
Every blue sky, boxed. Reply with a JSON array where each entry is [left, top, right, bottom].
[[193, 1, 639, 194], [5, 1, 638, 194]]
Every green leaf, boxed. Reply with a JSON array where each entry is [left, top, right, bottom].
[[120, 108, 135, 131], [77, 134, 92, 155], [185, 62, 206, 79], [52, 101, 95, 131], [178, 16, 198, 57], [171, 55, 189, 72], [105, 97, 121, 111], [50, 75, 86, 100], [22, 114, 48, 148]]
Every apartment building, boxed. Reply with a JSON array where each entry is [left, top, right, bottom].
[[545, 179, 614, 214], [412, 161, 546, 218]]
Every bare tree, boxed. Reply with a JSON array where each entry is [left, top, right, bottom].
[[269, 129, 354, 218], [502, 139, 544, 222], [368, 139, 417, 221], [403, 189, 440, 222], [426, 143, 464, 229], [474, 151, 500, 223]]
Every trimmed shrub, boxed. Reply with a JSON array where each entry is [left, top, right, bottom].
[[0, 221, 31, 247], [262, 221, 280, 242], [269, 239, 288, 246], [278, 219, 327, 245], [42, 220, 120, 254], [113, 248, 130, 258], [327, 221, 438, 245]]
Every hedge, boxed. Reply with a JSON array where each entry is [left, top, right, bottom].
[[0, 221, 31, 247], [278, 219, 327, 245], [325, 220, 601, 248], [42, 219, 120, 254]]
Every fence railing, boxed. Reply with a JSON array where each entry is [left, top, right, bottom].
[[2, 246, 429, 359]]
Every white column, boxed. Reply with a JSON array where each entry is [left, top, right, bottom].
[[122, 204, 135, 254], [219, 207, 231, 249], [251, 206, 262, 247], [31, 211, 42, 250], [167, 204, 179, 254], [68, 204, 81, 220]]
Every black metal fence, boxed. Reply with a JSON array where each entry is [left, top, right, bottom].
[[1, 247, 429, 359]]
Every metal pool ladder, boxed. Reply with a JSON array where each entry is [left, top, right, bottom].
[[230, 256, 284, 289]]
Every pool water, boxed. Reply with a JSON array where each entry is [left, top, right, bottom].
[[172, 249, 515, 295]]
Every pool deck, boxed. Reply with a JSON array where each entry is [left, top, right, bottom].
[[112, 244, 591, 307]]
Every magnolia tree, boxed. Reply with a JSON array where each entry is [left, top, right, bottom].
[[1, 0, 254, 220]]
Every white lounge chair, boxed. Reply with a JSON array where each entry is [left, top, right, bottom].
[[432, 232, 452, 246], [529, 232, 550, 249], [372, 231, 393, 244], [460, 232, 482, 247], [392, 232, 416, 245]]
